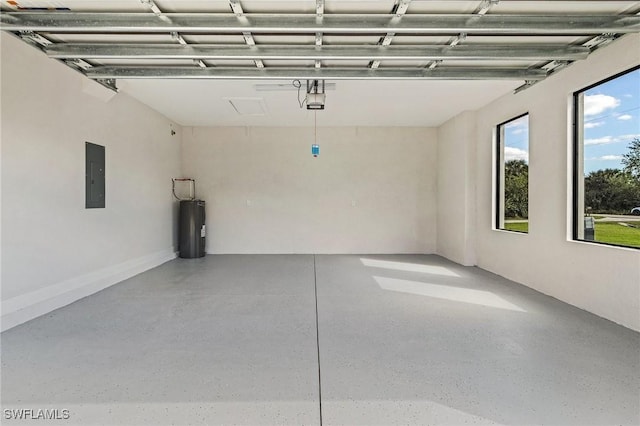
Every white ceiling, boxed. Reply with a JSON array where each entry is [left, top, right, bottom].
[[118, 78, 520, 127]]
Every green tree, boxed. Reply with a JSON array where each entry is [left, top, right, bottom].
[[584, 168, 640, 214], [622, 138, 640, 180], [504, 159, 528, 218]]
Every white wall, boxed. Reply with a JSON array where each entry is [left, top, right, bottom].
[[3, 29, 637, 332], [182, 126, 437, 254], [438, 34, 640, 331], [437, 111, 477, 266], [1, 32, 182, 330]]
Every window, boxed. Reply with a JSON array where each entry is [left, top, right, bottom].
[[496, 114, 529, 233], [574, 66, 640, 249]]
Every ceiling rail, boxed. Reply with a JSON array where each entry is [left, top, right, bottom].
[[85, 66, 548, 80], [2, 13, 639, 35], [46, 44, 591, 61]]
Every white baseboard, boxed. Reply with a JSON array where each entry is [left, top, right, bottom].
[[1, 248, 177, 332]]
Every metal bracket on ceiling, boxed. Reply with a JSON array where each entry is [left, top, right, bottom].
[[395, 0, 411, 17], [514, 79, 539, 94], [142, 0, 206, 68], [68, 59, 117, 93], [516, 30, 620, 94], [582, 33, 617, 50], [521, 59, 571, 88], [448, 32, 467, 48], [315, 0, 324, 69], [140, 0, 162, 15], [477, 0, 500, 16], [515, 9, 631, 95], [17, 30, 51, 47], [515, 41, 615, 93], [370, 0, 412, 69], [542, 60, 570, 71], [15, 30, 114, 91], [229, 0, 264, 69], [170, 31, 186, 45], [229, 0, 243, 17], [315, 32, 322, 68], [426, 0, 498, 70], [380, 34, 395, 46], [316, 0, 324, 17], [95, 78, 118, 92], [65, 58, 93, 71]]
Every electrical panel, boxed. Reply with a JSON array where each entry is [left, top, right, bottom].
[[85, 142, 105, 208]]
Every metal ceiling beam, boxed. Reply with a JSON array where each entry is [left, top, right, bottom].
[[2, 13, 639, 35], [426, 0, 499, 70], [9, 31, 116, 92], [84, 66, 547, 80], [476, 0, 500, 16], [515, 4, 640, 92], [315, 0, 324, 69], [140, 0, 206, 68], [45, 44, 591, 61], [370, 0, 413, 69], [229, 0, 264, 69]]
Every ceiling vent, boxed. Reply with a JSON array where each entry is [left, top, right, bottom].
[[226, 97, 267, 116]]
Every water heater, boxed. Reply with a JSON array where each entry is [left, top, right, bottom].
[[179, 200, 206, 258]]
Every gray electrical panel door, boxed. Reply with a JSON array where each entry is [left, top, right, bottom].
[[85, 142, 105, 208]]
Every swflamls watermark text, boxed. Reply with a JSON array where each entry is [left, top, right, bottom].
[[3, 408, 70, 420]]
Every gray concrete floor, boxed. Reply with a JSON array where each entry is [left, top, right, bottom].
[[1, 254, 639, 425]]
